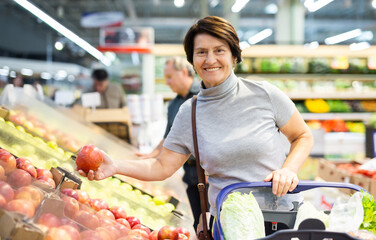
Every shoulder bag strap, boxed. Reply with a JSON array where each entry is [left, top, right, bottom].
[[191, 95, 211, 238]]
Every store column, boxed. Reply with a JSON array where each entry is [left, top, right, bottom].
[[222, 0, 239, 30], [275, 0, 305, 45]]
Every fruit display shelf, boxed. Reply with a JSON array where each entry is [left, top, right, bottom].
[[0, 90, 195, 232], [0, 118, 71, 170]]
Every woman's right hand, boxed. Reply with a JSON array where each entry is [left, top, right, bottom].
[[77, 150, 118, 181]]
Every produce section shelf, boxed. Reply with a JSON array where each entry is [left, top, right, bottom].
[[243, 74, 376, 81], [287, 92, 376, 100], [301, 112, 373, 121]]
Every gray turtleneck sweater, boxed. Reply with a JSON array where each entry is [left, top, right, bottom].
[[163, 72, 296, 215]]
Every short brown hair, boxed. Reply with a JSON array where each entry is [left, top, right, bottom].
[[183, 16, 242, 65]]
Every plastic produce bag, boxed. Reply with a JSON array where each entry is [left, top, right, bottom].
[[293, 202, 329, 229], [327, 192, 364, 232], [220, 191, 265, 240]]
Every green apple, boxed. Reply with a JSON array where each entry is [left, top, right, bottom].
[[46, 158, 59, 169], [0, 117, 5, 122], [16, 125, 26, 133], [5, 121, 15, 128], [46, 141, 58, 149], [152, 196, 166, 206]]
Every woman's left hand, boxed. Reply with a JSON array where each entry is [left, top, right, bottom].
[[264, 168, 299, 197]]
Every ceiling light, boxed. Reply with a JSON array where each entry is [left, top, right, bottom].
[[324, 29, 362, 45], [304, 41, 319, 49], [232, 0, 250, 13], [265, 3, 278, 14], [304, 0, 334, 12], [0, 69, 9, 76], [248, 29, 273, 45], [10, 71, 16, 78], [13, 0, 111, 66], [239, 41, 250, 50], [209, 0, 219, 8], [174, 0, 184, 8], [372, 0, 376, 8], [41, 72, 51, 80], [21, 68, 33, 76], [54, 41, 64, 51], [349, 42, 370, 51]]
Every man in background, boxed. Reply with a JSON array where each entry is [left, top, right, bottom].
[[88, 68, 126, 109], [136, 56, 202, 230]]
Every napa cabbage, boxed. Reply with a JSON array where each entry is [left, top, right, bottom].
[[220, 191, 265, 240]]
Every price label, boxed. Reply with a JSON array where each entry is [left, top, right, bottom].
[[54, 90, 75, 106], [81, 92, 101, 108]]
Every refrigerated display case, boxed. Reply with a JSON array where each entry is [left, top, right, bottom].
[[0, 91, 195, 233]]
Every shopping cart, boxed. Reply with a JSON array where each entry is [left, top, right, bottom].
[[213, 180, 367, 240]]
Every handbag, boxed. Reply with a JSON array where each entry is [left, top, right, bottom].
[[191, 95, 214, 240]]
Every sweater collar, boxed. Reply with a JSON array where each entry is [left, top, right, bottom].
[[199, 71, 238, 99]]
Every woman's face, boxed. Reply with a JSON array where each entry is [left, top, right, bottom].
[[192, 33, 235, 88]]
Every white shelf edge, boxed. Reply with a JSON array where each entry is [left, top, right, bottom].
[[301, 112, 373, 121], [288, 92, 376, 99]]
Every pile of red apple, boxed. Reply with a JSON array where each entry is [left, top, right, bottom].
[[59, 188, 191, 239], [0, 148, 57, 219]]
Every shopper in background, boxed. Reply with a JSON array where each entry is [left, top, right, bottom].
[[82, 68, 126, 109], [12, 74, 24, 87], [78, 16, 313, 231], [135, 56, 202, 230]]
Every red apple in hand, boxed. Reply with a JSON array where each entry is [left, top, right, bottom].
[[0, 149, 16, 174], [158, 226, 178, 240], [76, 145, 103, 173]]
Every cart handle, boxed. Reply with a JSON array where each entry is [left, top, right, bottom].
[[214, 180, 366, 240]]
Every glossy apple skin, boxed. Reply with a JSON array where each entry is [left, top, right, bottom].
[[0, 181, 14, 202], [37, 213, 61, 228], [110, 205, 128, 219], [158, 226, 178, 240], [14, 185, 43, 207], [36, 169, 53, 179], [175, 227, 191, 239], [76, 144, 103, 173], [0, 149, 16, 174], [7, 169, 32, 189], [126, 216, 141, 228], [6, 199, 35, 218]]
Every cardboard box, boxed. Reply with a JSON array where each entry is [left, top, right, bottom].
[[0, 106, 9, 119], [0, 208, 43, 240], [317, 159, 353, 195], [72, 105, 131, 124]]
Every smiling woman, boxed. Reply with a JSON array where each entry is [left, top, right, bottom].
[[77, 15, 314, 239]]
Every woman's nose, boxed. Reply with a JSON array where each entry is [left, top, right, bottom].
[[205, 52, 216, 64]]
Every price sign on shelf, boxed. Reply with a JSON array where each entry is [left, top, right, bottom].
[[81, 92, 101, 109]]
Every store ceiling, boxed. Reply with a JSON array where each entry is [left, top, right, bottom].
[[0, 0, 375, 66]]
